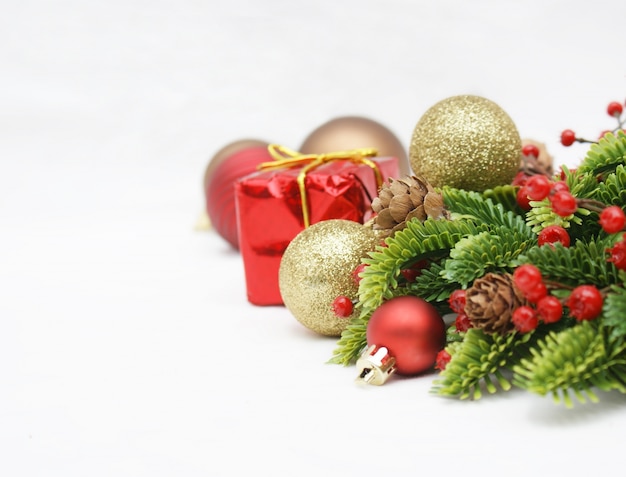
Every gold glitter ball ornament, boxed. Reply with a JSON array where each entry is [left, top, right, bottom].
[[279, 220, 380, 336], [409, 95, 521, 191]]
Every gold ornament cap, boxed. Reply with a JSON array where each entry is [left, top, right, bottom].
[[409, 95, 521, 191], [355, 345, 396, 385]]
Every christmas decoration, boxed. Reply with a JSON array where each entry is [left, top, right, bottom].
[[236, 144, 399, 305], [279, 219, 380, 336], [204, 139, 272, 248], [331, 96, 626, 407], [300, 116, 411, 176], [371, 175, 449, 237], [356, 296, 446, 384], [409, 95, 521, 191], [464, 272, 527, 335], [521, 138, 554, 177]]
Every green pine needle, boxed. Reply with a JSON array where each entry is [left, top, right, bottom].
[[513, 321, 626, 407], [591, 164, 626, 206], [603, 285, 626, 340], [516, 235, 621, 288], [443, 228, 535, 287], [576, 131, 626, 177], [432, 328, 535, 400], [482, 184, 524, 214], [443, 187, 533, 235]]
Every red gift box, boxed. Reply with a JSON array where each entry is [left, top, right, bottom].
[[235, 145, 400, 306]]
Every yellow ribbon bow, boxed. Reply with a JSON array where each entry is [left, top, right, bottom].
[[257, 144, 383, 228]]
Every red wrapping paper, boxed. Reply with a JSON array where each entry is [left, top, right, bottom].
[[235, 155, 399, 305]]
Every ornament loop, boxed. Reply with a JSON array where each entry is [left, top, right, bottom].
[[257, 144, 383, 228]]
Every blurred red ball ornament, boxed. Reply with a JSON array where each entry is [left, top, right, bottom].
[[366, 296, 446, 375], [203, 139, 272, 249]]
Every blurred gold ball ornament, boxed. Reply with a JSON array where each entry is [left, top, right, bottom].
[[300, 116, 410, 176], [279, 220, 380, 336], [409, 95, 521, 191]]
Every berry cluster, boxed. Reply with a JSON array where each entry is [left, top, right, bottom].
[[435, 349, 451, 370], [448, 289, 471, 332], [516, 172, 578, 217], [560, 100, 626, 146], [511, 264, 604, 333]]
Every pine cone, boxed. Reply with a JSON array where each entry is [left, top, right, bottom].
[[371, 175, 449, 236], [464, 273, 528, 335], [519, 138, 554, 177]]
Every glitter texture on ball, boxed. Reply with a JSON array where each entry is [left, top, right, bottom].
[[409, 95, 521, 191], [278, 220, 380, 336]]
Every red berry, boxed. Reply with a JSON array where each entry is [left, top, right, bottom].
[[607, 101, 623, 118], [525, 175, 552, 201], [516, 185, 532, 211], [400, 259, 428, 282], [454, 313, 472, 332], [536, 295, 563, 324], [599, 206, 626, 234], [513, 264, 543, 294], [607, 239, 626, 270], [512, 171, 530, 187], [448, 289, 467, 314], [524, 281, 548, 303], [522, 144, 540, 158], [566, 285, 604, 321], [538, 225, 571, 248], [331, 295, 354, 318], [401, 268, 421, 282], [512, 306, 539, 333], [435, 349, 451, 371], [550, 190, 578, 216], [352, 263, 367, 286], [550, 181, 570, 194], [560, 129, 576, 147]]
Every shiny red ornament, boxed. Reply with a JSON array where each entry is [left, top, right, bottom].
[[366, 296, 446, 376], [204, 140, 272, 249]]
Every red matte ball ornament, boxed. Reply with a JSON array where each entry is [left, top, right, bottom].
[[364, 296, 446, 377], [204, 139, 272, 249]]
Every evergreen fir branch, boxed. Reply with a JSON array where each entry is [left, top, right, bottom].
[[357, 218, 486, 319], [407, 260, 458, 305], [516, 236, 620, 287], [591, 164, 626, 206], [513, 321, 626, 407], [565, 166, 606, 200], [482, 184, 524, 214], [328, 316, 368, 366], [603, 285, 626, 340], [576, 131, 626, 177], [432, 328, 535, 400], [443, 228, 535, 288], [442, 187, 533, 236], [331, 218, 485, 366], [525, 199, 585, 234]]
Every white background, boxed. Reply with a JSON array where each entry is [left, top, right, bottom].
[[2, 1, 626, 476]]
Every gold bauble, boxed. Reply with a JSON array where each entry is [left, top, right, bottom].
[[300, 116, 410, 176], [409, 95, 521, 191], [279, 220, 380, 336]]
